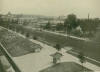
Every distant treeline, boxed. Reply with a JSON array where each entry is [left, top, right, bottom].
[[43, 14, 100, 38], [0, 14, 100, 38]]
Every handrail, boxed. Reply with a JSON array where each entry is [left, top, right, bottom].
[[0, 42, 22, 72]]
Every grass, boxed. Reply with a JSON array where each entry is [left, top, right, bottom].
[[0, 28, 42, 57], [26, 29, 100, 62], [40, 62, 93, 72], [1, 24, 100, 64], [67, 49, 100, 67], [29, 29, 100, 63]]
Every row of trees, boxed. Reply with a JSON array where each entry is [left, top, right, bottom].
[[43, 14, 100, 38]]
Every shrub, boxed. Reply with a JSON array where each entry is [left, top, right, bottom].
[[33, 36, 38, 40], [54, 44, 61, 51], [26, 33, 30, 38]]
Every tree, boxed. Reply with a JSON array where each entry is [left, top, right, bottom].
[[44, 21, 51, 30], [23, 21, 28, 26], [56, 23, 64, 31], [0, 15, 4, 27], [33, 36, 38, 40], [79, 19, 99, 37], [77, 52, 86, 72], [55, 44, 61, 51], [0, 15, 3, 24], [26, 33, 30, 38], [64, 14, 78, 33]]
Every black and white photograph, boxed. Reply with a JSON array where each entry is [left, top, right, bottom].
[[0, 0, 100, 72]]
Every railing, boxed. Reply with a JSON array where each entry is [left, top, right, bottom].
[[0, 42, 22, 72]]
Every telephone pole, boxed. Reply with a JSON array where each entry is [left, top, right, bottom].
[[88, 13, 90, 20]]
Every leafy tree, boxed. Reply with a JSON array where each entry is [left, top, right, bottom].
[[78, 52, 86, 72], [0, 15, 3, 24], [23, 21, 28, 26], [56, 23, 64, 31], [33, 36, 38, 40], [64, 14, 79, 33], [67, 14, 78, 28], [55, 44, 61, 51], [93, 24, 100, 42], [79, 19, 99, 37], [44, 21, 51, 30], [26, 33, 30, 38]]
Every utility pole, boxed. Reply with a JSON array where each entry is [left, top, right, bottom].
[[88, 13, 90, 21]]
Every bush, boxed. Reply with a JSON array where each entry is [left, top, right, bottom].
[[21, 31, 25, 35], [26, 33, 30, 38], [54, 44, 61, 51], [33, 36, 38, 40]]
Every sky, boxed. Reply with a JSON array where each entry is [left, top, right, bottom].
[[0, 0, 100, 18]]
